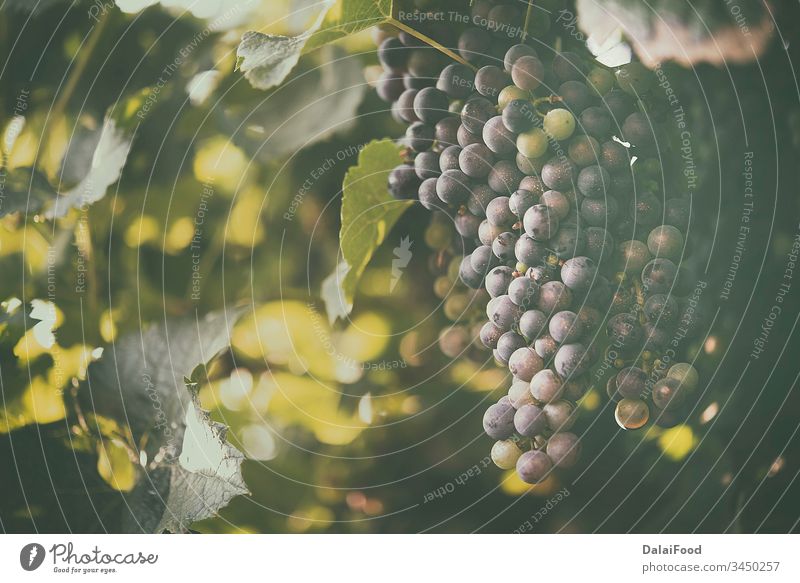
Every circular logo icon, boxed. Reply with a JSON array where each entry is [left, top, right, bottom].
[[20, 543, 46, 571]]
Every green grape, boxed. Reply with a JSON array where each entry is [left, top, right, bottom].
[[498, 85, 529, 110], [491, 439, 523, 470], [543, 108, 576, 141], [667, 363, 699, 391], [587, 67, 614, 95], [516, 127, 549, 159], [424, 220, 452, 249], [433, 275, 451, 299]]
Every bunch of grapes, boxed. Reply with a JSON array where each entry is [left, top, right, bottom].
[[374, 2, 703, 484]]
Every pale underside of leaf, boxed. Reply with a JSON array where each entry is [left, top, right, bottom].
[[576, 0, 774, 67], [236, 0, 337, 91]]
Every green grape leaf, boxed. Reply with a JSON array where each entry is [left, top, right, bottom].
[[122, 394, 248, 533], [576, 0, 773, 67], [323, 139, 412, 322], [0, 167, 57, 217], [304, 0, 393, 52], [80, 308, 247, 532], [45, 112, 135, 219], [235, 0, 338, 91], [80, 309, 240, 445], [221, 47, 365, 163]]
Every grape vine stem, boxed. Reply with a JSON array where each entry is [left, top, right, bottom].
[[386, 17, 477, 71]]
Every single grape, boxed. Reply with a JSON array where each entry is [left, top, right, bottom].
[[615, 398, 650, 429], [667, 363, 699, 391], [511, 55, 545, 92], [461, 96, 496, 134], [508, 378, 536, 408], [538, 281, 572, 313], [514, 403, 547, 437], [600, 140, 630, 172], [615, 366, 647, 399], [486, 196, 515, 227], [534, 334, 559, 362], [508, 347, 544, 382], [376, 70, 405, 102], [467, 183, 496, 217], [487, 4, 524, 42], [458, 143, 495, 179], [436, 169, 471, 205], [554, 343, 592, 379], [488, 160, 524, 195], [559, 80, 594, 113], [519, 309, 548, 341], [587, 67, 614, 95], [479, 219, 505, 246], [622, 112, 655, 149], [483, 398, 516, 439], [491, 439, 524, 470], [377, 36, 408, 69], [541, 157, 577, 190], [457, 123, 483, 148], [548, 310, 583, 343], [436, 63, 475, 99], [414, 150, 440, 179], [584, 227, 615, 263], [550, 224, 588, 260], [509, 188, 537, 217], [417, 177, 440, 210], [577, 165, 610, 198], [485, 265, 514, 298], [643, 322, 671, 351], [475, 65, 511, 101], [413, 87, 450, 124], [516, 127, 549, 159], [603, 88, 635, 121], [580, 196, 619, 227], [492, 231, 519, 262], [579, 106, 612, 138], [561, 256, 597, 291], [644, 293, 680, 325], [498, 85, 529, 110], [489, 295, 522, 331], [652, 377, 686, 410], [647, 225, 684, 261], [459, 255, 484, 288], [483, 116, 517, 156], [523, 204, 559, 240], [508, 276, 539, 308], [568, 135, 601, 167], [435, 116, 460, 148], [543, 108, 576, 141], [546, 432, 581, 468], [544, 401, 577, 432], [470, 244, 500, 275], [439, 145, 462, 172], [516, 450, 552, 484], [641, 258, 678, 294], [502, 99, 537, 133], [530, 369, 565, 402], [388, 164, 421, 199], [615, 239, 651, 273], [563, 376, 589, 401], [479, 320, 504, 349]]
